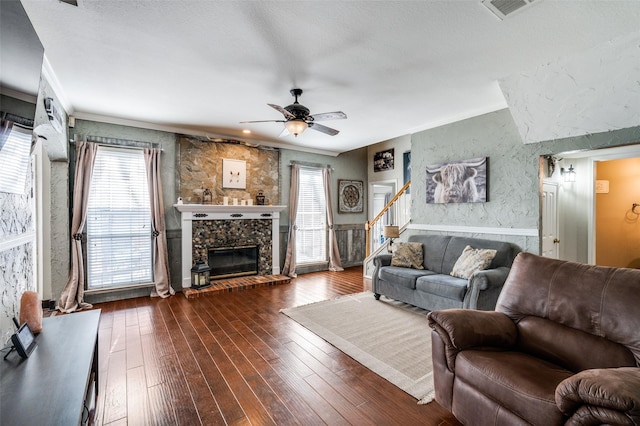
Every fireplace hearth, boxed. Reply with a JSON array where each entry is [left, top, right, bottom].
[[209, 245, 259, 279]]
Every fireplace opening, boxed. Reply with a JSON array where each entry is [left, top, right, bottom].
[[208, 245, 259, 279]]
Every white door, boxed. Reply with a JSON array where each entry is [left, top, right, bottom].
[[542, 181, 560, 259]]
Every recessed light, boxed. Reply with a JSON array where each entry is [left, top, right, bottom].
[[242, 129, 251, 134]]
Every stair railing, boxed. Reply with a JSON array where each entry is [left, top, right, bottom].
[[365, 180, 411, 257]]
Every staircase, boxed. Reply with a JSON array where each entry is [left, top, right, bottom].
[[363, 181, 411, 278]]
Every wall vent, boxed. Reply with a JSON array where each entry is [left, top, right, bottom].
[[482, 0, 539, 19]]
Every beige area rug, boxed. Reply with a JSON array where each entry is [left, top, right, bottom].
[[280, 292, 435, 404]]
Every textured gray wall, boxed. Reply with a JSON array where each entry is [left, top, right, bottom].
[[409, 108, 640, 253], [49, 161, 69, 301], [279, 147, 368, 227], [278, 148, 368, 271], [0, 94, 36, 119], [411, 109, 540, 229]]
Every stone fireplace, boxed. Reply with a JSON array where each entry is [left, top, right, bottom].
[[175, 204, 286, 288]]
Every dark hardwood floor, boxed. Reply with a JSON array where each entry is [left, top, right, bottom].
[[92, 266, 461, 425]]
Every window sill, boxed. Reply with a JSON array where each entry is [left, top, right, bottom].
[[85, 283, 154, 295]]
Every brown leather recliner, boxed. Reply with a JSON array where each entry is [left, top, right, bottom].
[[427, 252, 640, 425]]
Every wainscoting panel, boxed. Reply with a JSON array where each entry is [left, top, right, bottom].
[[336, 224, 366, 268]]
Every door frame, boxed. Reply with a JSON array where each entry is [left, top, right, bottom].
[[541, 180, 559, 259], [557, 144, 640, 264]]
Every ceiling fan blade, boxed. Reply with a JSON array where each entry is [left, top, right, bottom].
[[308, 122, 340, 136], [310, 111, 347, 121], [239, 119, 285, 123], [268, 103, 296, 119]]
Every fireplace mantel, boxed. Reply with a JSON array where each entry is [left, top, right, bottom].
[[174, 204, 287, 288], [174, 204, 286, 215]]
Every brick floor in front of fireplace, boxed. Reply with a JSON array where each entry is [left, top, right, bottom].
[[183, 274, 291, 299]]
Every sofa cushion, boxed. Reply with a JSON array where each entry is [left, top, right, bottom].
[[497, 252, 640, 366], [456, 350, 572, 425], [450, 245, 497, 279], [391, 242, 424, 269], [516, 316, 637, 372], [379, 266, 434, 290], [409, 235, 451, 274], [416, 274, 468, 301], [442, 237, 516, 275]]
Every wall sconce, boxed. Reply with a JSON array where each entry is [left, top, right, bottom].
[[383, 225, 400, 252], [561, 164, 576, 182]]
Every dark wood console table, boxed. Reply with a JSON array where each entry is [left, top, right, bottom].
[[1, 309, 101, 425]]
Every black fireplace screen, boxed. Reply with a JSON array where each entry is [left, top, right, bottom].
[[208, 245, 259, 279]]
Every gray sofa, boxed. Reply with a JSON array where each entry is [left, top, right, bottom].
[[372, 235, 520, 311]]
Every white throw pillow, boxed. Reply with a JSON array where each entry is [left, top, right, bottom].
[[450, 245, 497, 279]]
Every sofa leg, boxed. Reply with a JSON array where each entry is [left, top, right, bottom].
[[374, 293, 381, 300]]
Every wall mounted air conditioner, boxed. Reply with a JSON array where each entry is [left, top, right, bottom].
[[482, 0, 540, 20]]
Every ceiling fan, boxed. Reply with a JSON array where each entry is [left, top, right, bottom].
[[241, 89, 347, 137]]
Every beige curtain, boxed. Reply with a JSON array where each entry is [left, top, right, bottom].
[[323, 168, 344, 271], [57, 141, 98, 313], [144, 148, 174, 298], [282, 164, 300, 277]]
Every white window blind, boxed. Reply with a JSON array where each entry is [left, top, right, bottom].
[[295, 167, 327, 264], [86, 146, 153, 289], [0, 125, 31, 194]]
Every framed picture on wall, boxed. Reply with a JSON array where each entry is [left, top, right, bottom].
[[425, 157, 488, 203], [403, 151, 411, 194], [222, 158, 247, 189], [338, 179, 364, 213], [374, 148, 394, 172]]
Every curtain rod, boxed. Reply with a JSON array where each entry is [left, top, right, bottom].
[[70, 135, 163, 151], [289, 160, 334, 170], [1, 111, 34, 129]]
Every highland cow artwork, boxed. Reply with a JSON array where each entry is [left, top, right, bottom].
[[425, 157, 487, 204]]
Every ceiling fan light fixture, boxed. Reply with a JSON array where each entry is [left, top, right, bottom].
[[284, 119, 308, 137], [242, 89, 344, 137]]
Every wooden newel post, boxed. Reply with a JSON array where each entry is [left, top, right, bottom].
[[365, 221, 371, 257]]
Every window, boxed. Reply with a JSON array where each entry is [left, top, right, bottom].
[[86, 146, 153, 289], [0, 125, 32, 194], [295, 167, 327, 264]]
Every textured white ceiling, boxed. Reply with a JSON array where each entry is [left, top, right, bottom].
[[501, 31, 640, 144], [18, 0, 640, 155]]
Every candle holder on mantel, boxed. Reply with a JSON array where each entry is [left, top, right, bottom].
[[191, 261, 211, 289], [255, 190, 266, 205]]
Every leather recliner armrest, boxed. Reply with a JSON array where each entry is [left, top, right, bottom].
[[556, 367, 640, 426], [427, 309, 517, 371]]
